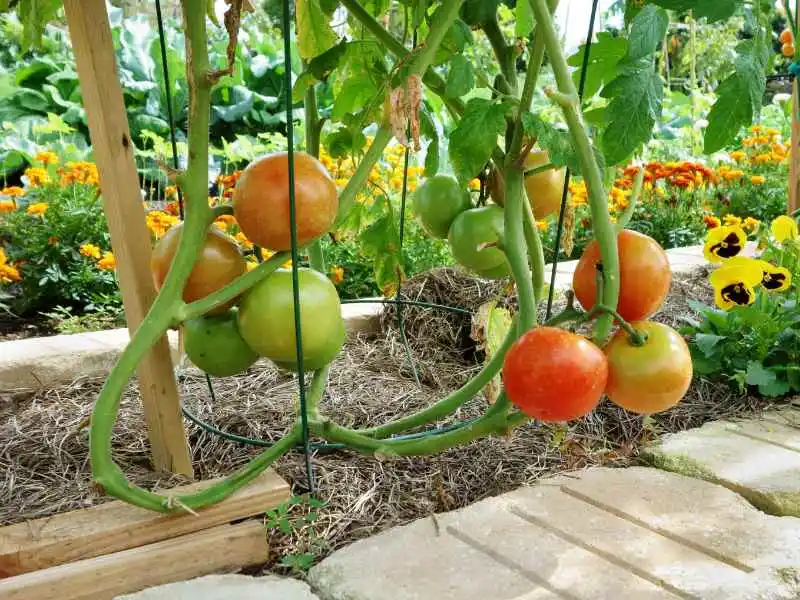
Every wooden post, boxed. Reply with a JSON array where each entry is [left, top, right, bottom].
[[792, 3, 800, 214], [63, 0, 193, 477]]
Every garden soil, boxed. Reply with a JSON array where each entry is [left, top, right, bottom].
[[0, 266, 791, 575]]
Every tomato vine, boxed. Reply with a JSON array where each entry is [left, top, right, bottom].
[[5, 0, 789, 512]]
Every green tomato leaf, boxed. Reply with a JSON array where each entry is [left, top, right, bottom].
[[515, 0, 535, 38], [567, 32, 628, 100], [331, 75, 379, 121], [17, 0, 61, 51], [693, 333, 726, 357], [703, 38, 770, 155], [647, 0, 743, 23], [521, 112, 605, 175], [759, 378, 792, 398], [445, 55, 475, 99], [627, 5, 669, 61], [600, 57, 663, 166], [307, 40, 350, 81], [413, 0, 429, 28], [449, 98, 511, 184], [296, 0, 338, 60]]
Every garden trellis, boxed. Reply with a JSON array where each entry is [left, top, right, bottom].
[[51, 0, 800, 514]]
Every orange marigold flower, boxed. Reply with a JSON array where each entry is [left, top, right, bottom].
[[536, 220, 548, 232], [0, 200, 15, 213], [330, 265, 344, 285], [25, 167, 50, 187], [750, 175, 766, 185], [723, 214, 742, 227], [26, 202, 49, 216], [80, 243, 102, 259], [146, 210, 180, 239], [0, 261, 21, 283], [234, 231, 253, 249], [97, 251, 117, 271], [704, 215, 721, 229], [34, 151, 59, 166], [1, 186, 25, 198], [751, 153, 772, 165], [164, 185, 178, 198], [47, 236, 60, 246], [214, 214, 237, 230], [742, 217, 760, 233], [468, 178, 481, 191]]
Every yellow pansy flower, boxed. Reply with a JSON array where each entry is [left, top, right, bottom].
[[757, 260, 792, 292], [771, 215, 798, 243], [709, 257, 763, 310], [703, 225, 746, 263]]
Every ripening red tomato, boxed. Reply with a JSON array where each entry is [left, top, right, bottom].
[[572, 229, 671, 322], [502, 327, 608, 422], [150, 224, 246, 314], [233, 151, 338, 252], [603, 321, 693, 415]]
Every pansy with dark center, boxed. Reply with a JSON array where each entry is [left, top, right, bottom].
[[720, 283, 753, 306], [709, 256, 764, 310], [703, 225, 747, 264], [709, 232, 742, 259], [758, 260, 792, 292]]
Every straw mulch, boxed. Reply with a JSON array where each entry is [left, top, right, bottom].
[[0, 265, 790, 574]]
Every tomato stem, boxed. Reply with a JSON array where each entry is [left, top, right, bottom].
[[615, 163, 645, 231], [504, 167, 537, 332], [530, 0, 620, 344]]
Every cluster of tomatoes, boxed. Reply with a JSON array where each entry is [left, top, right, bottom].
[[150, 152, 343, 377], [413, 155, 694, 422], [412, 151, 566, 279], [780, 28, 796, 59]]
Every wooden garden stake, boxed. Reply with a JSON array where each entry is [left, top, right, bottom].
[[63, 0, 193, 477]]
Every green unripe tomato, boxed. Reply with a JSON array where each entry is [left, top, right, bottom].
[[237, 268, 345, 371], [182, 309, 259, 377], [412, 174, 472, 239], [448, 206, 511, 279]]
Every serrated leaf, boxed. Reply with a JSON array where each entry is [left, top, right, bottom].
[[296, 0, 338, 60], [703, 39, 769, 154], [600, 58, 663, 166], [567, 32, 628, 100], [694, 333, 726, 357], [522, 112, 605, 175], [332, 75, 379, 120], [515, 0, 534, 38], [449, 98, 511, 184], [745, 361, 776, 387], [445, 55, 474, 99], [648, 0, 742, 23], [627, 5, 669, 61], [307, 40, 349, 81]]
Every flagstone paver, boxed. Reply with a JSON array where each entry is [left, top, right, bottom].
[[114, 574, 321, 600], [644, 408, 800, 517], [309, 466, 800, 600]]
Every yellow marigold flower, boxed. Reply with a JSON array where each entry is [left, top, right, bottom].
[[709, 256, 763, 310], [536, 220, 548, 232], [766, 128, 780, 137], [97, 251, 117, 271], [771, 215, 799, 243], [723, 214, 742, 227], [334, 178, 348, 187], [369, 169, 382, 183], [234, 231, 253, 249], [742, 217, 760, 233], [0, 200, 15, 213], [750, 175, 766, 186], [1, 186, 24, 198], [751, 153, 772, 165], [245, 259, 258, 272], [0, 262, 21, 283], [750, 124, 763, 133], [407, 180, 418, 192], [0, 247, 8, 265], [26, 202, 49, 216], [214, 214, 237, 230], [24, 167, 50, 187], [164, 185, 178, 198], [34, 151, 59, 166], [389, 177, 404, 190], [146, 210, 180, 239], [729, 150, 746, 162], [756, 260, 792, 292], [468, 178, 481, 191], [80, 243, 102, 259], [704, 225, 746, 263], [330, 265, 344, 285]]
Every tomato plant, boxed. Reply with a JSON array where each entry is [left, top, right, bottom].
[[237, 267, 345, 371], [233, 151, 339, 252], [572, 229, 671, 322], [448, 206, 510, 279], [182, 309, 259, 377], [604, 321, 693, 415], [502, 327, 608, 422], [412, 174, 472, 239], [151, 224, 246, 314], [34, 0, 788, 513]]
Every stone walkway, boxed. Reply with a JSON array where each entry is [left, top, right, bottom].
[[123, 407, 800, 600]]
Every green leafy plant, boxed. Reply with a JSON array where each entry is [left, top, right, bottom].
[[264, 494, 328, 576]]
